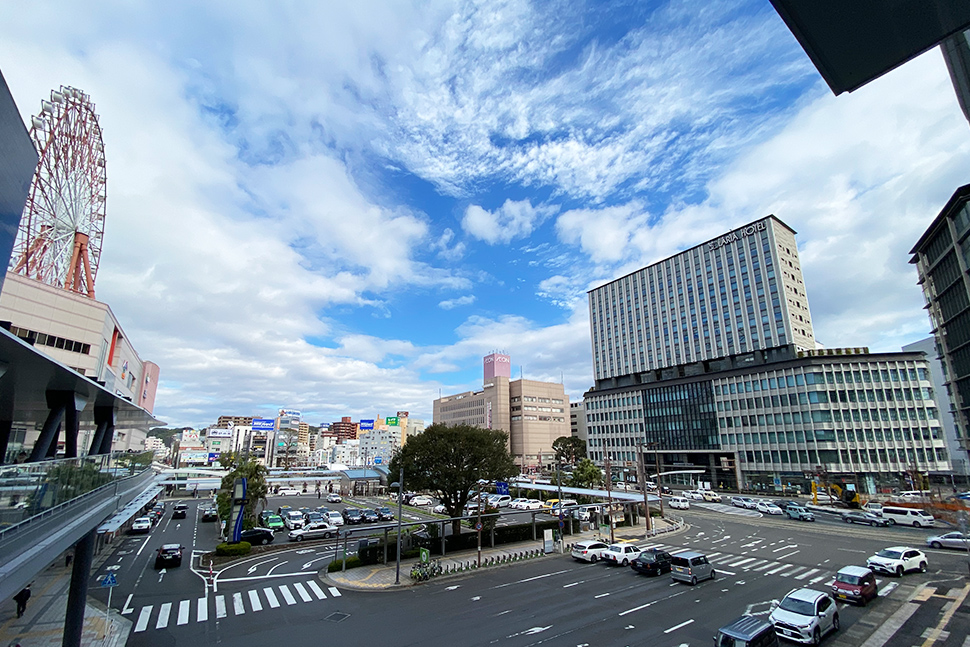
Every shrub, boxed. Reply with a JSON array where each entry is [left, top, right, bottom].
[[215, 541, 251, 556], [328, 556, 362, 572]]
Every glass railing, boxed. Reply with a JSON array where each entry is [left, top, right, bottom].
[[0, 451, 154, 529]]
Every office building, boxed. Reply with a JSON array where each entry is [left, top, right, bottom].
[[570, 401, 588, 441], [910, 184, 970, 467], [433, 353, 569, 470]]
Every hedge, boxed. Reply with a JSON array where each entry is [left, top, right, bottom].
[[215, 541, 252, 556], [328, 556, 362, 572]]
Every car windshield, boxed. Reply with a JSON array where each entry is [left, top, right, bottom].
[[638, 553, 657, 562], [876, 550, 902, 559], [836, 573, 861, 585], [778, 597, 815, 615], [608, 545, 622, 552]]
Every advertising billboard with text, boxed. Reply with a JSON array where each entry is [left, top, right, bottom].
[[359, 419, 375, 430], [252, 418, 275, 431]]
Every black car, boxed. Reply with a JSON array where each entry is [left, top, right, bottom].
[[360, 509, 380, 523], [155, 544, 183, 569], [172, 503, 188, 519], [342, 508, 363, 524], [240, 527, 275, 545], [841, 510, 890, 527], [200, 506, 219, 522], [376, 507, 394, 521], [305, 512, 326, 525], [631, 549, 672, 576]]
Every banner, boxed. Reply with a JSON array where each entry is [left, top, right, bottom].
[[252, 418, 275, 431], [207, 429, 232, 438], [359, 419, 375, 430], [386, 417, 399, 426]]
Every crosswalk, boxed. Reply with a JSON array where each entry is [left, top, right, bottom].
[[131, 580, 342, 632], [636, 542, 883, 589]]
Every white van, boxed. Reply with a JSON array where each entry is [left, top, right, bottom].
[[881, 506, 935, 527]]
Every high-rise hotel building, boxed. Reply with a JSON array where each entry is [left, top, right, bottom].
[[585, 216, 950, 494]]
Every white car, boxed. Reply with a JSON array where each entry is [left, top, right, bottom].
[[488, 495, 512, 507], [926, 531, 970, 550], [326, 493, 342, 503], [701, 491, 722, 503], [668, 497, 690, 510], [410, 495, 433, 506], [756, 501, 783, 515], [509, 498, 531, 509], [323, 511, 343, 526], [131, 517, 152, 533], [601, 543, 643, 566], [432, 504, 448, 514], [277, 487, 300, 496], [867, 546, 928, 576], [287, 522, 337, 542], [283, 510, 306, 530], [684, 490, 706, 501], [769, 588, 839, 645], [522, 499, 544, 510], [571, 540, 610, 563]]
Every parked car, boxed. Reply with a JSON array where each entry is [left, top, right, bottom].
[[327, 493, 342, 503], [631, 549, 672, 576], [832, 565, 878, 606], [841, 510, 890, 526], [769, 588, 839, 645], [342, 508, 364, 524], [861, 502, 884, 516], [305, 512, 326, 525], [288, 522, 338, 541], [756, 501, 783, 515], [684, 490, 706, 501], [433, 504, 448, 514], [488, 495, 512, 508], [240, 527, 275, 545], [324, 511, 344, 526], [926, 531, 970, 550], [880, 506, 936, 528], [786, 505, 815, 521], [660, 485, 672, 495], [376, 506, 395, 521], [521, 499, 543, 510], [277, 487, 300, 496], [277, 505, 293, 516], [670, 551, 715, 585], [701, 490, 722, 503], [571, 540, 610, 563], [410, 495, 433, 506], [601, 543, 642, 566], [867, 546, 928, 576], [154, 544, 183, 569], [263, 514, 284, 531], [668, 497, 690, 510], [201, 506, 219, 521], [509, 498, 532, 509], [716, 616, 779, 647], [283, 510, 306, 530], [360, 509, 380, 523], [172, 502, 188, 519], [131, 517, 152, 533]]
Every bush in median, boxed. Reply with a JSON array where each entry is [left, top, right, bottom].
[[328, 556, 362, 572], [215, 541, 252, 557]]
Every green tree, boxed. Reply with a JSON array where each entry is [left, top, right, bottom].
[[552, 436, 587, 465], [569, 458, 603, 489], [218, 457, 269, 530], [388, 423, 517, 535]]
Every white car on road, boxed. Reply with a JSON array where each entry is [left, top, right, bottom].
[[509, 498, 531, 509], [277, 487, 300, 496], [867, 546, 927, 576], [288, 522, 338, 541], [131, 517, 152, 533], [601, 543, 643, 566], [769, 588, 839, 645], [410, 495, 433, 506], [756, 501, 783, 515], [571, 540, 610, 563], [668, 497, 690, 510], [684, 490, 706, 501]]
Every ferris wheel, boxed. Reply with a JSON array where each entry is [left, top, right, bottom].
[[9, 85, 106, 299]]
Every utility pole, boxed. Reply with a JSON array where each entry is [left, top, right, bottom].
[[605, 455, 615, 544], [653, 443, 664, 517], [637, 441, 652, 537], [556, 463, 564, 551]]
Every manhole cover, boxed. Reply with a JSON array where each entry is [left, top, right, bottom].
[[326, 612, 350, 623]]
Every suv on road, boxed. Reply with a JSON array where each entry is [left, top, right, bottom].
[[832, 565, 877, 606], [631, 549, 672, 576], [770, 589, 839, 645], [867, 546, 927, 576], [670, 551, 715, 585], [155, 544, 184, 569], [715, 615, 779, 647], [172, 502, 188, 519], [785, 504, 815, 521]]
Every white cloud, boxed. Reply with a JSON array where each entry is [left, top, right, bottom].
[[462, 199, 556, 244], [439, 295, 476, 310]]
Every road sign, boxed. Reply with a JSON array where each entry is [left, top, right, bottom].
[[100, 573, 118, 588], [374, 457, 382, 465], [559, 520, 565, 529], [496, 481, 509, 495], [419, 547, 430, 563], [475, 522, 482, 531]]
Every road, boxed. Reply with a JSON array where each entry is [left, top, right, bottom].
[[99, 496, 970, 647]]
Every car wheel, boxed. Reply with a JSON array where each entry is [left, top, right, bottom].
[[860, 595, 868, 607], [710, 569, 716, 580], [931, 541, 942, 549], [870, 521, 877, 526], [812, 627, 821, 646], [919, 562, 927, 573], [886, 518, 895, 525], [621, 559, 629, 566], [590, 555, 598, 563], [690, 576, 697, 585], [296, 535, 303, 541], [261, 538, 269, 545], [914, 521, 922, 528], [833, 614, 840, 632], [895, 565, 903, 577]]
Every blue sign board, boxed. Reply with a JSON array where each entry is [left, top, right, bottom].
[[100, 573, 118, 588], [252, 418, 275, 431], [359, 419, 375, 430], [496, 482, 509, 495], [208, 452, 220, 462], [374, 457, 382, 465]]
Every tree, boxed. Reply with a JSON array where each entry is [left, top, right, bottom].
[[552, 436, 587, 465], [217, 457, 269, 530], [569, 458, 603, 490], [388, 423, 517, 535]]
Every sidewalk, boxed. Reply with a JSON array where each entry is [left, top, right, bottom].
[[325, 516, 685, 590], [0, 552, 130, 647]]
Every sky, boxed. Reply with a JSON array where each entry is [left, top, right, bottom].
[[0, 1, 968, 429]]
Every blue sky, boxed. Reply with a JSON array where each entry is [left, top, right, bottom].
[[0, 1, 968, 428]]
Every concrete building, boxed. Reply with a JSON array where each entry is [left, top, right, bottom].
[[902, 336, 969, 477], [325, 417, 359, 444], [570, 401, 588, 442], [433, 353, 569, 471], [330, 439, 360, 466], [358, 427, 399, 466], [910, 184, 970, 468]]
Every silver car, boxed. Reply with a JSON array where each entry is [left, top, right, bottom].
[[926, 531, 970, 550]]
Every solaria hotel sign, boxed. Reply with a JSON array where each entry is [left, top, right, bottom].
[[708, 220, 767, 251]]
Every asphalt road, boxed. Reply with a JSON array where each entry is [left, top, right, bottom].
[[103, 495, 970, 647]]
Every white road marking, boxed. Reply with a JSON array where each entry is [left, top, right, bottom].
[[716, 570, 736, 576], [778, 550, 801, 560], [263, 587, 280, 608], [155, 603, 171, 629], [773, 544, 798, 553], [233, 592, 245, 615], [267, 561, 289, 575], [177, 600, 190, 625], [795, 568, 820, 580], [135, 536, 152, 557], [279, 584, 297, 605], [197, 598, 208, 622], [707, 552, 724, 559], [215, 595, 227, 618], [328, 586, 342, 597], [725, 557, 757, 568], [293, 582, 313, 602], [248, 590, 263, 611], [563, 581, 583, 588], [134, 606, 152, 632], [307, 580, 327, 599], [747, 560, 769, 569], [809, 574, 830, 585], [779, 566, 806, 577], [664, 619, 694, 633], [766, 564, 790, 575], [446, 585, 461, 591], [121, 594, 134, 615], [755, 562, 778, 571], [878, 582, 899, 597], [595, 593, 610, 598]]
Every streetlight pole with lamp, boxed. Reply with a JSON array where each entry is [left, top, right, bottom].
[[391, 468, 404, 584]]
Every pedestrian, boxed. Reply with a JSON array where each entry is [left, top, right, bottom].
[[13, 585, 30, 618]]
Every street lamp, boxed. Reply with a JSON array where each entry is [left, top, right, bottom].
[[636, 441, 652, 538], [391, 468, 404, 584]]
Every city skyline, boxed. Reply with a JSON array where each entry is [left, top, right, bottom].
[[0, 2, 967, 428]]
